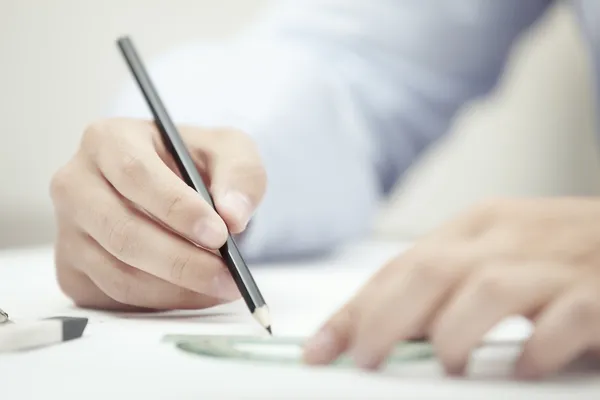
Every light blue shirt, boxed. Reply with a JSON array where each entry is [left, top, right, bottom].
[[108, 0, 599, 261]]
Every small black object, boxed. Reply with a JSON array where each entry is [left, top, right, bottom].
[[46, 316, 89, 341]]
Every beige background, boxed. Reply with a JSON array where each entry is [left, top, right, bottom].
[[1, 1, 599, 249]]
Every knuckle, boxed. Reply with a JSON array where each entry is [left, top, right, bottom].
[[472, 269, 508, 300], [410, 257, 455, 288], [167, 252, 194, 283], [49, 165, 73, 203], [164, 193, 187, 220], [81, 120, 112, 153], [117, 151, 148, 185], [82, 118, 149, 185], [105, 215, 139, 258]]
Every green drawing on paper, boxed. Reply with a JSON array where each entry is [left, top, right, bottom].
[[163, 334, 435, 366]]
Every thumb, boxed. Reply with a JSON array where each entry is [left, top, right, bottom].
[[206, 134, 267, 234]]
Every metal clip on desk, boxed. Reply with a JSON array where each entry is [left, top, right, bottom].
[[0, 307, 9, 324]]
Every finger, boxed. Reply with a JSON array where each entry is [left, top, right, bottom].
[[66, 170, 240, 302], [427, 200, 499, 240], [74, 232, 226, 310], [302, 303, 357, 365], [302, 247, 425, 365], [307, 244, 472, 369], [430, 264, 572, 375], [303, 282, 431, 366], [84, 119, 229, 250], [515, 284, 600, 379], [348, 246, 474, 370], [54, 221, 138, 311], [186, 128, 267, 234], [303, 251, 418, 365], [55, 258, 138, 311]]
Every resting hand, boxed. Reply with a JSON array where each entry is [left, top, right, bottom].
[[303, 198, 600, 379]]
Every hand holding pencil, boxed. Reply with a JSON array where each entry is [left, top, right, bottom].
[[49, 41, 269, 322]]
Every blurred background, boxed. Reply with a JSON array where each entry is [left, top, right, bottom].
[[1, 0, 600, 249]]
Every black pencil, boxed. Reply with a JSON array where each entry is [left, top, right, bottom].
[[116, 36, 272, 335]]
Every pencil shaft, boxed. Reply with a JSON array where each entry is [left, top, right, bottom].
[[117, 39, 212, 206], [221, 236, 266, 310], [116, 36, 266, 312]]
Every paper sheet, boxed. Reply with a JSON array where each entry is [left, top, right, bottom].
[[1, 242, 599, 399]]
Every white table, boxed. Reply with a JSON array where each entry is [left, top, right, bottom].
[[0, 240, 598, 399]]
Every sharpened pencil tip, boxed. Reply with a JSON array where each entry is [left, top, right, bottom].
[[252, 305, 272, 333], [266, 326, 272, 335]]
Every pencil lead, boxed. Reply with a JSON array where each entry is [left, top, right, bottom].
[[266, 326, 272, 336]]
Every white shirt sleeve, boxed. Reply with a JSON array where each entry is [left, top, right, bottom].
[[106, 0, 550, 261]]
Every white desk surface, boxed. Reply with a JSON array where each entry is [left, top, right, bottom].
[[0, 240, 598, 399]]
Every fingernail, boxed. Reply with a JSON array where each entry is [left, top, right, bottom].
[[211, 270, 240, 301], [193, 218, 227, 248], [220, 191, 252, 227], [303, 328, 337, 364]]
